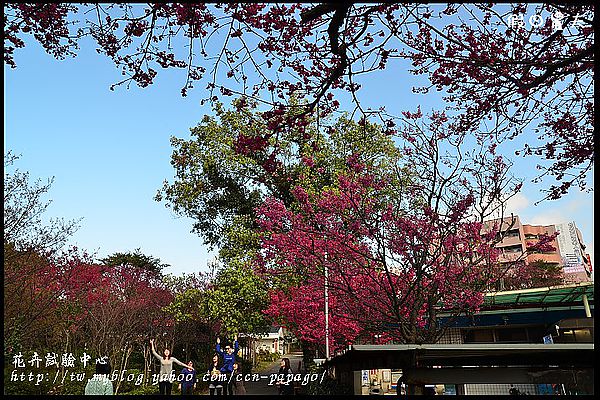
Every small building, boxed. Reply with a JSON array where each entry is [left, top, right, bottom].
[[326, 282, 594, 395], [327, 343, 594, 395], [254, 326, 285, 355]]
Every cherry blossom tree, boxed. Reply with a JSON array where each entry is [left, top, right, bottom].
[[256, 110, 555, 345], [5, 3, 593, 199], [4, 152, 81, 353], [5, 2, 591, 356], [500, 236, 564, 290], [58, 259, 173, 393], [264, 277, 363, 354]]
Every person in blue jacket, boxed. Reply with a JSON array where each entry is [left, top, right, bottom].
[[177, 360, 197, 395], [216, 334, 238, 395]]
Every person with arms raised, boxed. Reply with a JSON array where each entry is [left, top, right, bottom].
[[151, 339, 192, 395], [216, 335, 239, 395]]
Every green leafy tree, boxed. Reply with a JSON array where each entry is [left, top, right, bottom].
[[156, 100, 407, 264], [155, 101, 409, 366], [100, 248, 169, 275], [161, 272, 217, 370], [205, 263, 271, 336]]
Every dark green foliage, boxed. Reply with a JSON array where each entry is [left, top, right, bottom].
[[100, 248, 168, 274], [304, 364, 352, 395], [206, 264, 271, 336], [156, 100, 405, 263]]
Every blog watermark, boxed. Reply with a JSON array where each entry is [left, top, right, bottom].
[[8, 351, 327, 389], [508, 10, 583, 32], [9, 369, 145, 386], [11, 351, 101, 369]]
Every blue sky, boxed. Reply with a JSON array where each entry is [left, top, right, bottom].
[[4, 35, 220, 275], [4, 19, 593, 276]]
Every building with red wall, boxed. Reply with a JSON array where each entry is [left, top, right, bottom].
[[483, 215, 592, 285]]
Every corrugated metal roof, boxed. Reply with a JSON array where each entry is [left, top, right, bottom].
[[484, 282, 593, 306]]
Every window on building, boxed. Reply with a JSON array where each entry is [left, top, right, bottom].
[[574, 329, 593, 342], [525, 326, 547, 343], [560, 329, 576, 343], [496, 328, 528, 342], [504, 229, 520, 239], [463, 327, 542, 343], [463, 329, 495, 343], [502, 245, 523, 254], [558, 329, 593, 343]]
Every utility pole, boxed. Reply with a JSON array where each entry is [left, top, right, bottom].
[[324, 251, 330, 359], [582, 294, 591, 318]]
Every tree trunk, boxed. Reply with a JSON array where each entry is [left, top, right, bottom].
[[56, 329, 70, 394], [115, 345, 132, 394], [143, 344, 150, 390], [300, 340, 315, 373]]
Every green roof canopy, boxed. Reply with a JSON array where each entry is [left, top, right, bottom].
[[484, 282, 594, 307]]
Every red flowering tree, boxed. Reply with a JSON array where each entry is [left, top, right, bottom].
[[55, 254, 173, 393], [265, 278, 363, 354], [3, 245, 77, 353], [500, 235, 564, 290], [4, 152, 81, 353], [256, 111, 552, 346], [5, 4, 593, 199]]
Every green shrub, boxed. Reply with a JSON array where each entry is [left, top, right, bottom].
[[256, 349, 281, 363], [112, 368, 145, 394], [122, 384, 159, 395], [305, 364, 351, 395]]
